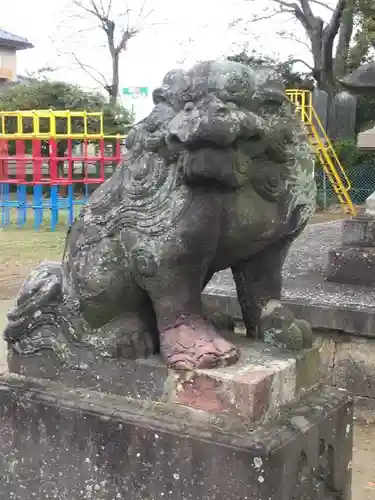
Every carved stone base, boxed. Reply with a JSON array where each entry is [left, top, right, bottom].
[[0, 375, 353, 499], [326, 213, 375, 285], [340, 215, 375, 247], [7, 333, 321, 426], [326, 246, 375, 285]]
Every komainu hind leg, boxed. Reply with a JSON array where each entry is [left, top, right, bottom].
[[5, 246, 159, 364], [232, 229, 313, 350], [65, 234, 159, 360]]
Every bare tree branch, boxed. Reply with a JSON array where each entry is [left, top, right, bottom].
[[324, 0, 347, 40], [65, 25, 98, 42], [252, 0, 333, 12], [115, 18, 140, 55], [229, 14, 264, 28], [70, 51, 109, 88], [333, 0, 355, 77], [106, 0, 112, 17], [269, 0, 299, 9], [266, 0, 315, 34], [322, 0, 347, 82], [288, 58, 314, 71], [278, 29, 312, 50], [69, 0, 151, 105], [237, 0, 352, 91], [309, 0, 334, 11], [72, 0, 100, 19]]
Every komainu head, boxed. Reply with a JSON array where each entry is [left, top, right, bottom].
[[125, 59, 311, 190]]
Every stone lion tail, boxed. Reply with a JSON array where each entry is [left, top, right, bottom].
[[4, 261, 71, 360]]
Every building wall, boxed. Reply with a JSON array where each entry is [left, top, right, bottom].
[[0, 46, 17, 82]]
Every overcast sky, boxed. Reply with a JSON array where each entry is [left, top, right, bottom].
[[2, 0, 333, 119]]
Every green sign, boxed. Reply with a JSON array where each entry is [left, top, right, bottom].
[[122, 86, 149, 97]]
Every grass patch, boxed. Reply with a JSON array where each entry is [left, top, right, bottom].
[[0, 224, 66, 300], [0, 205, 77, 299]]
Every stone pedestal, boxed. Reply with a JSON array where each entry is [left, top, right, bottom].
[[326, 123, 375, 284], [0, 333, 353, 499], [8, 334, 321, 427], [326, 209, 375, 285], [357, 126, 375, 151]]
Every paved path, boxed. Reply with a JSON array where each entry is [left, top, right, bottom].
[[207, 220, 375, 311]]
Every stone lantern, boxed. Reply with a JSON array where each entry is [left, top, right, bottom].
[[326, 64, 375, 285]]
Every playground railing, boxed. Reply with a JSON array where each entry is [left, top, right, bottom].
[[0, 109, 125, 230]]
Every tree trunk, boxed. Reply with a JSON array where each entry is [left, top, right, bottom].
[[284, 0, 348, 93], [313, 69, 336, 93], [109, 53, 119, 107], [333, 0, 355, 78], [309, 25, 336, 93]]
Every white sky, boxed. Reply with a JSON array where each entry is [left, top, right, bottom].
[[2, 0, 334, 120]]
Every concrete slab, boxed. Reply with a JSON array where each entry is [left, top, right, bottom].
[[204, 221, 375, 337]]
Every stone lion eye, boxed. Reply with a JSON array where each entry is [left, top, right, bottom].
[[226, 101, 239, 110], [258, 99, 283, 115], [184, 102, 194, 112], [227, 76, 245, 94], [216, 105, 228, 116]]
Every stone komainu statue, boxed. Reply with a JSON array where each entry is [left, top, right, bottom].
[[4, 60, 316, 370]]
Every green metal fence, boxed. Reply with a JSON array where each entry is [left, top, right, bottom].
[[316, 159, 375, 210]]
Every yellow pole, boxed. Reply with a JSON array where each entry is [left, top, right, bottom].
[[50, 110, 56, 138], [17, 112, 22, 136]]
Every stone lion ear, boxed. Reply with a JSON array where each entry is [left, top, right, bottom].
[[125, 127, 137, 149], [153, 87, 166, 104], [255, 67, 284, 90]]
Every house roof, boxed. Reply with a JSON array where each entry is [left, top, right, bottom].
[[0, 29, 33, 50]]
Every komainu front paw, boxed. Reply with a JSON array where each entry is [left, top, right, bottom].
[[260, 300, 313, 350], [161, 316, 240, 370]]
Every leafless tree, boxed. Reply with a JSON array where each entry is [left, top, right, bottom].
[[240, 0, 373, 92], [69, 0, 154, 106]]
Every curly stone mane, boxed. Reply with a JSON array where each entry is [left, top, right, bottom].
[[79, 63, 314, 236], [77, 106, 189, 238]]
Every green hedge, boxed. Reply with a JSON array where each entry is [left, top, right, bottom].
[[333, 139, 374, 170]]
